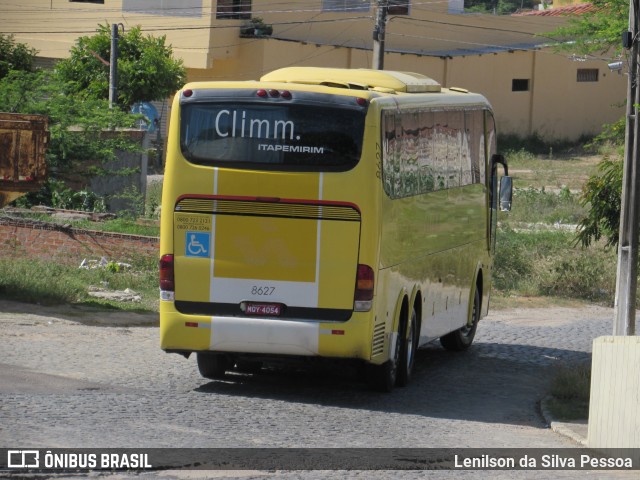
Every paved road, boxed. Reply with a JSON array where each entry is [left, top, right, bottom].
[[0, 300, 636, 479]]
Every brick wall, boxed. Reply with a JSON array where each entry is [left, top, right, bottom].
[[0, 217, 158, 264]]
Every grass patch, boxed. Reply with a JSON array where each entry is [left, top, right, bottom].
[[492, 142, 621, 306], [505, 149, 601, 192], [546, 363, 591, 421], [0, 256, 158, 312], [503, 187, 585, 226], [84, 218, 159, 237], [3, 212, 159, 237], [494, 227, 617, 305], [0, 180, 163, 311]]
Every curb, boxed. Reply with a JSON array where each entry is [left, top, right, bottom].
[[540, 396, 588, 446]]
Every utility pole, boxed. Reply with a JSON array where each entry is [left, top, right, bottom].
[[109, 23, 119, 109], [372, 0, 388, 70], [613, 0, 640, 336]]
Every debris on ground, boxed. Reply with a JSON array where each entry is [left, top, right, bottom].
[[79, 257, 132, 272], [87, 287, 142, 303]]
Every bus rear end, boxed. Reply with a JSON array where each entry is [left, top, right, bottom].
[[159, 80, 378, 376]]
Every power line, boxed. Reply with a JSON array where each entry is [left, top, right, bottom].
[[2, 15, 371, 35], [391, 16, 560, 40], [0, 1, 585, 60], [0, 1, 453, 16]]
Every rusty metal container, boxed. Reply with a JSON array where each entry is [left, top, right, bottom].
[[0, 113, 49, 207]]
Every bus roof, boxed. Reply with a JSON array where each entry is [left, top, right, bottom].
[[260, 67, 442, 94]]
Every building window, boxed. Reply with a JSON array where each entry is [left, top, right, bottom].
[[577, 69, 599, 82], [512, 79, 530, 92], [388, 0, 410, 15], [217, 0, 252, 19], [123, 0, 202, 17], [322, 0, 371, 12], [69, 0, 104, 3]]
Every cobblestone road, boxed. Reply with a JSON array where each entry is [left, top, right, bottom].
[[0, 301, 637, 479]]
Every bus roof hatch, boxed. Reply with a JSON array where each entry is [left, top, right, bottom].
[[260, 67, 441, 94]]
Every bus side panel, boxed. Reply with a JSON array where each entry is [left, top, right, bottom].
[[376, 103, 493, 350], [377, 244, 489, 347]]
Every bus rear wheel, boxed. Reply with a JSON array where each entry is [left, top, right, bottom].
[[440, 286, 480, 351], [197, 352, 230, 379], [366, 328, 401, 392], [396, 305, 418, 387]]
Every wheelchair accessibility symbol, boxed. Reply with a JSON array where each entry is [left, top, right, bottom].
[[186, 231, 210, 258]]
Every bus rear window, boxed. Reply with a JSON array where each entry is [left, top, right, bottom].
[[180, 103, 365, 171]]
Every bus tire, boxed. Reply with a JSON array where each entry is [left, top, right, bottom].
[[440, 286, 480, 351], [366, 328, 401, 392], [396, 305, 418, 387], [197, 352, 230, 379]]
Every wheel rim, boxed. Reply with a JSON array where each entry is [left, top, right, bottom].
[[461, 291, 479, 339], [406, 310, 416, 373]]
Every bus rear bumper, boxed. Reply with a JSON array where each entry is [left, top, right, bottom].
[[160, 302, 373, 360]]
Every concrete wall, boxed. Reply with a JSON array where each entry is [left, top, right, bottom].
[[0, 217, 158, 264], [588, 336, 640, 452], [199, 38, 625, 140]]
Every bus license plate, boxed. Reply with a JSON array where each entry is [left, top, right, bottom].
[[244, 303, 281, 316]]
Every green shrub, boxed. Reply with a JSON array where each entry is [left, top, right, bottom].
[[494, 227, 569, 294], [494, 227, 618, 305], [541, 250, 616, 305], [505, 147, 536, 164], [493, 227, 535, 293], [145, 180, 163, 218]]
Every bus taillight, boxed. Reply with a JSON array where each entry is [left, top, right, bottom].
[[354, 264, 374, 312], [159, 254, 175, 292]]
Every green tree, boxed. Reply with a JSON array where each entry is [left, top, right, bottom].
[[576, 158, 623, 248], [551, 0, 628, 148], [550, 0, 628, 56], [0, 34, 37, 79], [56, 24, 186, 108], [0, 70, 142, 208], [547, 0, 629, 248]]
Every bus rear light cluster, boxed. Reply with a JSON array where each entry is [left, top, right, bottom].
[[159, 254, 175, 292], [257, 89, 292, 99], [354, 264, 374, 312]]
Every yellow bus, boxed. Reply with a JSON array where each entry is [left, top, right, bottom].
[[159, 67, 512, 391]]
